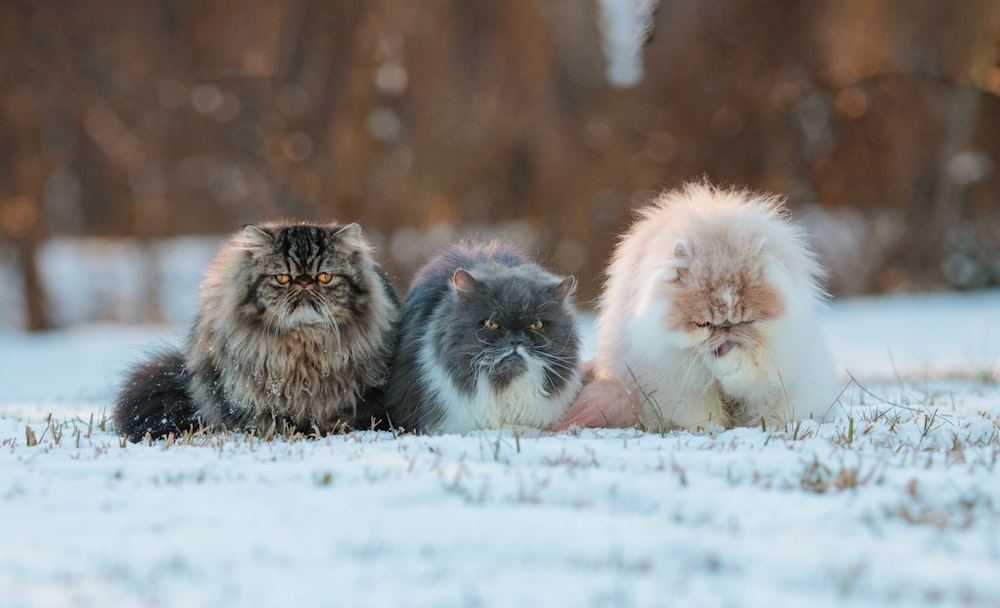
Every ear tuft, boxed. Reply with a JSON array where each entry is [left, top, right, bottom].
[[552, 275, 577, 301]]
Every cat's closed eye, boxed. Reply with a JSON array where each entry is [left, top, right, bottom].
[[692, 319, 757, 329], [483, 319, 500, 330]]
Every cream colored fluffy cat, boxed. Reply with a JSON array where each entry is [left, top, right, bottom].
[[561, 183, 838, 430]]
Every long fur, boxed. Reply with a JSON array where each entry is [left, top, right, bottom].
[[114, 222, 400, 442], [114, 347, 198, 441], [560, 182, 838, 430], [385, 241, 583, 434]]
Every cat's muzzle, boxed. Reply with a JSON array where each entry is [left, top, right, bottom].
[[490, 348, 529, 387]]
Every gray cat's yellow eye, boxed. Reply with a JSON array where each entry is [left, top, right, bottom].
[[316, 272, 333, 284], [483, 319, 500, 330], [528, 320, 543, 331], [275, 274, 292, 285]]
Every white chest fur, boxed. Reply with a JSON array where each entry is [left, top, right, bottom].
[[419, 337, 569, 433]]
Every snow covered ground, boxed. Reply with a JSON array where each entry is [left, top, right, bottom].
[[2, 290, 999, 608]]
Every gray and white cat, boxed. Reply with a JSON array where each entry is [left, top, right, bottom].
[[384, 242, 582, 433], [114, 222, 400, 441]]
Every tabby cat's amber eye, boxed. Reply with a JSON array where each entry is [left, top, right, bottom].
[[316, 272, 333, 284], [528, 320, 543, 331], [275, 274, 292, 285], [483, 319, 500, 330]]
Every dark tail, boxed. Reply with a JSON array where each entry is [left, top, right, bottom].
[[113, 348, 199, 442], [351, 385, 393, 432]]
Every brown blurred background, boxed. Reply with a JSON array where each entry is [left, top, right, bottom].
[[2, 0, 1000, 330]]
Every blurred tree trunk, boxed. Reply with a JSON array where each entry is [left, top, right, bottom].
[[16, 237, 48, 331], [1, 1, 52, 330]]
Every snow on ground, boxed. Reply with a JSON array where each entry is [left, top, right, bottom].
[[1, 291, 999, 608]]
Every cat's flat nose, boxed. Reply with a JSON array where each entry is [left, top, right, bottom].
[[293, 275, 314, 287], [508, 331, 527, 346]]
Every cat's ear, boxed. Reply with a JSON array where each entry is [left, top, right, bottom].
[[242, 225, 274, 250], [670, 239, 692, 282], [331, 222, 366, 251], [551, 275, 577, 301], [673, 239, 692, 260], [452, 269, 479, 301]]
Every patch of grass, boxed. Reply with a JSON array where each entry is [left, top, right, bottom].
[[672, 460, 688, 487], [845, 372, 923, 415], [474, 427, 525, 464], [516, 475, 547, 504], [442, 465, 487, 504], [313, 471, 334, 486], [916, 409, 948, 449], [889, 492, 979, 530], [835, 416, 855, 446], [799, 457, 875, 494], [626, 363, 671, 436], [384, 413, 401, 440], [975, 368, 998, 385], [543, 447, 599, 469], [45, 414, 63, 445], [10, 410, 118, 450]]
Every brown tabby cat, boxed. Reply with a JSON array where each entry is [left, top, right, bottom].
[[114, 222, 400, 441]]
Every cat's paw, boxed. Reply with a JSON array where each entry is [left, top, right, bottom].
[[556, 376, 638, 430]]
